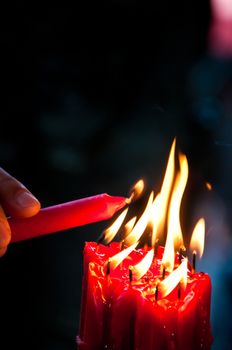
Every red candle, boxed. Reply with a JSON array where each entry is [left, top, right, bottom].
[[77, 243, 213, 350], [8, 193, 127, 243], [77, 242, 143, 349], [77, 139, 213, 349], [135, 268, 212, 349]]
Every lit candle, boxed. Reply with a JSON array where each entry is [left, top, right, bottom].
[[190, 218, 205, 274], [78, 238, 212, 349], [77, 242, 212, 350], [77, 139, 213, 349]]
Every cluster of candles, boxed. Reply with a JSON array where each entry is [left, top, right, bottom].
[[7, 139, 213, 350], [77, 139, 213, 350]]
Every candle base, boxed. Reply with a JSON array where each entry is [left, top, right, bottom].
[[77, 243, 213, 350]]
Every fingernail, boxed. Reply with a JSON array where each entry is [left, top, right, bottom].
[[15, 191, 39, 208]]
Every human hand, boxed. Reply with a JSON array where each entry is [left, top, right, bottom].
[[0, 167, 40, 256]]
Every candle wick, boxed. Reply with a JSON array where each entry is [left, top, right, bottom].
[[154, 238, 159, 257], [155, 284, 159, 301], [129, 266, 133, 283], [179, 246, 186, 265], [119, 240, 125, 269], [147, 230, 152, 247], [162, 265, 166, 280], [103, 259, 112, 349], [178, 283, 181, 299], [97, 231, 105, 244], [106, 259, 111, 277], [192, 251, 197, 274]]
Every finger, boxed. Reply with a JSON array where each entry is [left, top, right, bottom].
[[0, 206, 11, 251], [0, 167, 41, 218]]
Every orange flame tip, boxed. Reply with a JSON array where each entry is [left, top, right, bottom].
[[126, 179, 145, 203]]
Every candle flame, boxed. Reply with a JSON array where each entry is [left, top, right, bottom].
[[155, 138, 176, 237], [99, 137, 207, 288], [150, 194, 161, 247], [190, 218, 205, 258], [110, 242, 138, 269], [133, 249, 154, 280], [159, 258, 188, 298], [103, 208, 129, 244], [125, 192, 154, 246], [162, 153, 188, 272], [206, 182, 212, 191], [123, 216, 137, 237], [127, 179, 144, 203]]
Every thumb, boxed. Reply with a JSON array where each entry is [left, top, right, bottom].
[[0, 167, 41, 218]]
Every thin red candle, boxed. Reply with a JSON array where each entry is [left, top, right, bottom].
[[9, 193, 127, 243]]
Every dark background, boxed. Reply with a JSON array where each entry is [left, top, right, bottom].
[[0, 1, 232, 349]]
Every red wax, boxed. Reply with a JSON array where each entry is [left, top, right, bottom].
[[135, 274, 212, 350], [8, 194, 127, 243], [176, 274, 212, 350], [77, 243, 213, 350]]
